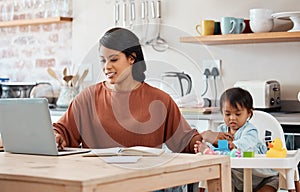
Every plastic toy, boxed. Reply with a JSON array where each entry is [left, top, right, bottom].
[[243, 151, 254, 158], [203, 148, 215, 155], [266, 137, 287, 158], [213, 140, 230, 152], [201, 140, 242, 157], [229, 149, 242, 158]]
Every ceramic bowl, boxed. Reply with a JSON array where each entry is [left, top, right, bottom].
[[250, 19, 274, 33], [250, 8, 273, 19]]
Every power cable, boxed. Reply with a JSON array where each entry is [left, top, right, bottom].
[[211, 67, 219, 106], [201, 68, 210, 97]]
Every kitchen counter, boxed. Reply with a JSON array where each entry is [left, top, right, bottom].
[[269, 112, 300, 126], [182, 111, 300, 134], [183, 111, 300, 125], [50, 107, 300, 133], [49, 108, 66, 122], [49, 108, 66, 116]]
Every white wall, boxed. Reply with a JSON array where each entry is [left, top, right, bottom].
[[72, 0, 300, 101]]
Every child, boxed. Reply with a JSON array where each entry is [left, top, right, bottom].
[[195, 87, 279, 192]]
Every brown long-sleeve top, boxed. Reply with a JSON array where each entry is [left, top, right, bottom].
[[53, 82, 202, 153]]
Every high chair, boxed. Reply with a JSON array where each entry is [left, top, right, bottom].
[[244, 110, 300, 192]]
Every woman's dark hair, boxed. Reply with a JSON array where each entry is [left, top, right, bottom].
[[99, 27, 146, 82], [220, 87, 254, 118]]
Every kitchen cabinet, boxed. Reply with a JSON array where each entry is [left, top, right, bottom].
[[180, 31, 300, 45], [50, 110, 65, 122], [0, 17, 72, 28]]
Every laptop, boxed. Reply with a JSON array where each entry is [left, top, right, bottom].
[[0, 98, 90, 156]]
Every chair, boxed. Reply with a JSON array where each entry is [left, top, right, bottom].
[[249, 110, 286, 149], [249, 110, 300, 192]]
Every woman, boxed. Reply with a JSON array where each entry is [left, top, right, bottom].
[[53, 27, 202, 154]]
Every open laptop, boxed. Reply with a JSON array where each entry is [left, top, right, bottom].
[[0, 98, 90, 156]]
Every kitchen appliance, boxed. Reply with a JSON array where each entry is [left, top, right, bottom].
[[0, 82, 52, 99], [161, 72, 192, 97], [234, 80, 281, 109], [0, 77, 10, 98]]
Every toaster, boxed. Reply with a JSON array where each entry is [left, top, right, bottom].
[[234, 80, 281, 109]]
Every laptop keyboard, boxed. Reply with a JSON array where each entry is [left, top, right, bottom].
[[58, 148, 76, 152]]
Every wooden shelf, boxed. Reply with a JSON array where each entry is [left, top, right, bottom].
[[0, 17, 73, 28], [180, 31, 300, 45]]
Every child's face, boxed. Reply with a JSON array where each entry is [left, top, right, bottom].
[[222, 100, 251, 132]]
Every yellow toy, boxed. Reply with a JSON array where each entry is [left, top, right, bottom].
[[266, 137, 287, 158]]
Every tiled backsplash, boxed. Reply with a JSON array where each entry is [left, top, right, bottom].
[[0, 0, 73, 92]]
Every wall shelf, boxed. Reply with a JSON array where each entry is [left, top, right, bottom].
[[0, 17, 73, 28], [180, 31, 300, 45]]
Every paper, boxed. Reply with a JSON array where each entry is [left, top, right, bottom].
[[83, 146, 165, 157], [83, 147, 122, 157], [120, 146, 165, 156], [100, 156, 142, 164]]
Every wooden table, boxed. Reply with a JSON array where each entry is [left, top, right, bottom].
[[0, 152, 231, 192]]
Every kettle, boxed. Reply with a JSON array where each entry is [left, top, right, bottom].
[[161, 72, 192, 97]]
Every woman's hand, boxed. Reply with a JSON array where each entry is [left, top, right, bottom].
[[54, 132, 66, 149]]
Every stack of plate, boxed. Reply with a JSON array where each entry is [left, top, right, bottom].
[[272, 11, 300, 32]]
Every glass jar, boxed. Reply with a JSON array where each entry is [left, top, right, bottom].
[[56, 86, 79, 108]]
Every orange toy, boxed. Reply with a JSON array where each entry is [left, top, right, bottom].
[[266, 137, 287, 158]]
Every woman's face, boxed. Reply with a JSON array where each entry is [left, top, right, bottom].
[[99, 46, 134, 84], [222, 100, 251, 132]]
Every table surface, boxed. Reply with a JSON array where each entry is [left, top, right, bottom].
[[231, 149, 300, 169], [0, 152, 231, 192], [231, 149, 300, 191]]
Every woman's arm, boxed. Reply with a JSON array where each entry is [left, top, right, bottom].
[[201, 130, 234, 146]]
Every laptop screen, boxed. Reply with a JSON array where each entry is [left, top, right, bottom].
[[0, 98, 60, 155]]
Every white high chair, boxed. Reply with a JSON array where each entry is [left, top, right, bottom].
[[249, 110, 286, 149], [249, 110, 300, 191]]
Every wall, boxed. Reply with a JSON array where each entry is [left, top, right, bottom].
[[72, 0, 300, 102], [0, 1, 299, 101], [0, 0, 73, 95]]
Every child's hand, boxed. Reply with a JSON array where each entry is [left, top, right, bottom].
[[217, 132, 234, 141], [228, 141, 236, 150], [194, 140, 209, 154], [201, 130, 233, 146]]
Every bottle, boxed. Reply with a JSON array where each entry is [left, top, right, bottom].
[[59, 0, 71, 17], [1, 0, 14, 21]]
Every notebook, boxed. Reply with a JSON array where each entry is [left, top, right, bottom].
[[0, 98, 90, 156]]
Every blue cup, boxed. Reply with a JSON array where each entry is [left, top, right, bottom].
[[234, 18, 246, 34], [221, 17, 236, 34]]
